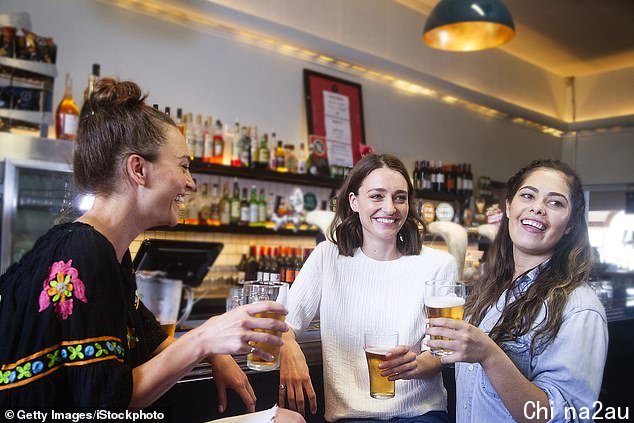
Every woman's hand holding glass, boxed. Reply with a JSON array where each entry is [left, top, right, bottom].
[[424, 318, 499, 365], [379, 346, 420, 381], [197, 301, 288, 359]]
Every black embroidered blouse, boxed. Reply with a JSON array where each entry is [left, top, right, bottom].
[[0, 222, 167, 407]]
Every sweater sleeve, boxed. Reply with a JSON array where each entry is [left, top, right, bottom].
[[285, 241, 328, 333]]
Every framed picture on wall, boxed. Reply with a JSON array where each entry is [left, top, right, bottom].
[[303, 69, 366, 168]]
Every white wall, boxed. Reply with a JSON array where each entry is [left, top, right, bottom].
[[210, 0, 570, 120], [3, 0, 561, 184], [562, 128, 634, 186]]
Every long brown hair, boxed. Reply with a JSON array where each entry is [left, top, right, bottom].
[[465, 159, 591, 354], [327, 153, 424, 256], [74, 78, 176, 195]]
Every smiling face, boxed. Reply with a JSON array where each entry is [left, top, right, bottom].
[[144, 125, 196, 226], [349, 167, 409, 249], [506, 168, 573, 262]]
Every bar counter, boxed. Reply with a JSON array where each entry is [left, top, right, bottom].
[[153, 278, 634, 422], [151, 321, 325, 422]]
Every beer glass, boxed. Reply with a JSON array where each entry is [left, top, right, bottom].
[[245, 282, 288, 371], [364, 330, 398, 399], [424, 281, 466, 356]]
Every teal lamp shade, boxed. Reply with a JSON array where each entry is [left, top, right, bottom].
[[422, 0, 515, 51]]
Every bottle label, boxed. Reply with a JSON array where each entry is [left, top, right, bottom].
[[62, 114, 79, 136], [269, 273, 280, 282]]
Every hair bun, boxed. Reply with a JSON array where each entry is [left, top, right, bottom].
[[90, 77, 147, 109]]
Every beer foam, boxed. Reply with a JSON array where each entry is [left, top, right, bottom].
[[425, 295, 465, 308], [364, 347, 390, 356]]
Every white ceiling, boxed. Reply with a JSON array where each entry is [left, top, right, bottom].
[[397, 0, 634, 77]]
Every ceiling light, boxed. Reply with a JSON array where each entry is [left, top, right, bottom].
[[422, 0, 515, 51]]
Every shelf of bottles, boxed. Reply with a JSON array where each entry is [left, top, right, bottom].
[[412, 160, 474, 202], [158, 223, 320, 237], [0, 19, 58, 136], [190, 159, 341, 189]]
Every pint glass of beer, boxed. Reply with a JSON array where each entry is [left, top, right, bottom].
[[364, 330, 398, 399], [424, 281, 466, 356], [246, 282, 288, 371]]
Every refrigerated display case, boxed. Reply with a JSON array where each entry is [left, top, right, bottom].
[[0, 133, 82, 272]]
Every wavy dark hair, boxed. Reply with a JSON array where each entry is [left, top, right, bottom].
[[74, 78, 176, 195], [465, 159, 591, 355], [327, 153, 424, 256]]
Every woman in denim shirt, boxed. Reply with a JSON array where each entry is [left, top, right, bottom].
[[426, 160, 608, 423]]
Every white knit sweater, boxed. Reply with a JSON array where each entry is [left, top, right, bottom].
[[286, 241, 458, 421]]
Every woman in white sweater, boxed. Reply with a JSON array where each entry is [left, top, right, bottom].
[[279, 153, 457, 422]]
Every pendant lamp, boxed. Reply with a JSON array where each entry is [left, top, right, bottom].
[[422, 0, 515, 52]]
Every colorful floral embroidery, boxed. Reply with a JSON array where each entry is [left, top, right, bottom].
[[38, 259, 88, 320], [0, 336, 125, 391]]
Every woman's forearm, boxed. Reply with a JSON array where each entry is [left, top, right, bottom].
[[129, 329, 206, 407], [481, 347, 550, 423]]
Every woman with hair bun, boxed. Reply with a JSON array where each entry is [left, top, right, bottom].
[[0, 78, 303, 421]]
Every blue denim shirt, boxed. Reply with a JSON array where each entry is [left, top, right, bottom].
[[455, 263, 608, 423]]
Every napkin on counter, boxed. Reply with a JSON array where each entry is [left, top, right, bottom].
[[207, 405, 277, 423]]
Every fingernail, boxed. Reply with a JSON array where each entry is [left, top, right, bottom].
[[218, 405, 225, 413]]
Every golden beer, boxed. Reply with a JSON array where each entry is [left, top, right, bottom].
[[247, 312, 286, 371], [161, 323, 176, 337], [425, 296, 465, 356], [365, 348, 395, 399]]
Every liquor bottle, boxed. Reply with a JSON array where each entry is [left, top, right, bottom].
[[413, 161, 420, 192], [257, 246, 268, 281], [269, 248, 280, 282], [269, 132, 278, 171], [456, 163, 464, 195], [185, 112, 196, 160], [164, 106, 171, 118], [202, 116, 213, 163], [248, 185, 259, 227], [429, 161, 437, 193], [240, 126, 251, 167], [285, 248, 297, 283], [250, 126, 259, 168], [231, 122, 242, 167], [80, 63, 100, 117], [212, 119, 224, 165], [185, 185, 200, 225], [219, 181, 231, 226], [285, 144, 298, 174], [437, 160, 445, 193], [258, 133, 270, 169], [209, 183, 220, 226], [239, 187, 249, 226], [275, 140, 287, 172], [237, 252, 248, 282], [278, 247, 288, 283], [230, 179, 240, 225], [176, 108, 186, 136], [245, 245, 258, 281], [194, 114, 204, 160], [55, 73, 80, 140], [257, 188, 267, 227], [446, 163, 456, 193], [297, 142, 308, 174], [466, 163, 473, 197], [198, 182, 212, 225]]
